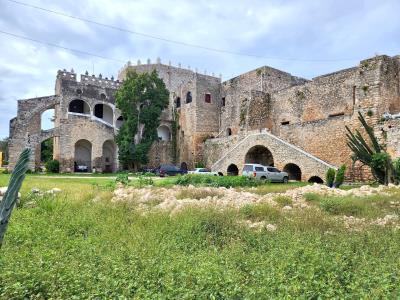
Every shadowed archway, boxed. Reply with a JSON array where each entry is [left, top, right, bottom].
[[283, 163, 302, 181], [227, 164, 239, 176], [245, 145, 274, 166]]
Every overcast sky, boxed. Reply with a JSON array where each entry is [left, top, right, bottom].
[[0, 0, 399, 138]]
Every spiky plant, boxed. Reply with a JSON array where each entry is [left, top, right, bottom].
[[0, 148, 31, 248], [345, 112, 395, 184]]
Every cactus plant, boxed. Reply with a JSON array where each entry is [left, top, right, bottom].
[[0, 148, 31, 248]]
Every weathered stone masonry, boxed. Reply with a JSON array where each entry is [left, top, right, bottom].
[[9, 54, 400, 182]]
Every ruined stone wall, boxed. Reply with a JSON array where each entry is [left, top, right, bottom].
[[220, 66, 307, 137]]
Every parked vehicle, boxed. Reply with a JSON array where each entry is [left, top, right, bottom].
[[154, 164, 187, 177], [188, 168, 221, 176], [242, 163, 289, 183]]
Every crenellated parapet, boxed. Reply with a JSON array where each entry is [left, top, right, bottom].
[[57, 68, 121, 89]]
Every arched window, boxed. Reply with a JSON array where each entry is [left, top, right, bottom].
[[186, 91, 192, 103], [41, 109, 55, 130], [157, 125, 171, 141], [94, 103, 113, 125], [69, 100, 90, 115]]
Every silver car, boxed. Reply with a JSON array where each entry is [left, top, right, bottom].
[[242, 164, 289, 183]]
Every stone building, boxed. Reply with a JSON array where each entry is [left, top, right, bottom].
[[8, 54, 400, 182]]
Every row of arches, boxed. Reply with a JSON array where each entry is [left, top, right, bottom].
[[74, 139, 117, 173], [225, 145, 324, 183], [68, 99, 124, 129]]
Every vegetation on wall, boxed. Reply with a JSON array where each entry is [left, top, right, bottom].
[[171, 110, 180, 164], [115, 70, 169, 170], [346, 112, 396, 185], [40, 138, 53, 163], [0, 137, 9, 165]]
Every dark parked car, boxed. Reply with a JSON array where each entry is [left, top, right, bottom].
[[155, 164, 187, 177]]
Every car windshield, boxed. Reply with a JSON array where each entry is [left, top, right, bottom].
[[243, 165, 253, 172], [199, 169, 209, 172]]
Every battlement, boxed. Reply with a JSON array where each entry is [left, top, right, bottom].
[[57, 69, 121, 89], [119, 58, 221, 80]]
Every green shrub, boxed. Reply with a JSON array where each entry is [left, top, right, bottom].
[[174, 174, 263, 188], [138, 175, 153, 187], [273, 195, 292, 207], [326, 168, 336, 187], [304, 193, 321, 202], [319, 197, 366, 216], [115, 172, 130, 185], [45, 160, 60, 173], [334, 165, 346, 188]]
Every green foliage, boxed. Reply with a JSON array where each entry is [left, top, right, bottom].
[[174, 174, 263, 188], [319, 197, 366, 216], [115, 70, 169, 170], [0, 148, 31, 248], [346, 112, 395, 184], [334, 165, 346, 188], [115, 172, 130, 185], [367, 109, 373, 117], [194, 161, 206, 168], [326, 168, 336, 187], [0, 137, 9, 165], [45, 159, 59, 173], [138, 175, 154, 187], [273, 195, 293, 207], [40, 138, 53, 163]]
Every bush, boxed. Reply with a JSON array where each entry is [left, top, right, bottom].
[[326, 168, 336, 187], [115, 172, 130, 185], [138, 175, 153, 187], [45, 160, 60, 173], [334, 165, 346, 188], [319, 197, 366, 216], [174, 174, 263, 188]]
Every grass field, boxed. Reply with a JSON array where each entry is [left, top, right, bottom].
[[0, 174, 399, 298]]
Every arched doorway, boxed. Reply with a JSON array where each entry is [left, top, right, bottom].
[[245, 145, 274, 166], [94, 103, 113, 125], [157, 125, 171, 141], [40, 138, 54, 163], [74, 139, 92, 172], [102, 140, 116, 173], [227, 164, 239, 176], [308, 176, 323, 184], [283, 163, 302, 181], [69, 100, 90, 115]]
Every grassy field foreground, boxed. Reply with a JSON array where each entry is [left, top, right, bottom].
[[0, 175, 399, 298]]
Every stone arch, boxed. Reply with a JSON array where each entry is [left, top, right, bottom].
[[74, 139, 92, 172], [94, 103, 113, 125], [102, 140, 116, 173], [245, 145, 274, 166], [308, 176, 323, 184], [41, 108, 55, 131], [180, 162, 188, 171], [227, 164, 239, 176], [157, 125, 171, 141], [69, 99, 91, 115], [283, 163, 302, 181]]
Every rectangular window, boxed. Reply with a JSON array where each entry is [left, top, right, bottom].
[[222, 97, 226, 106], [281, 121, 290, 125], [95, 105, 103, 118], [205, 93, 211, 103]]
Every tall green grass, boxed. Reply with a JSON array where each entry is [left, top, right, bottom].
[[0, 175, 399, 298]]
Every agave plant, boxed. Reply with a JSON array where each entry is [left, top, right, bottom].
[[345, 112, 395, 184], [0, 148, 31, 248]]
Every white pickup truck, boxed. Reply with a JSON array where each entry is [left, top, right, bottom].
[[188, 168, 220, 176], [242, 163, 289, 183]]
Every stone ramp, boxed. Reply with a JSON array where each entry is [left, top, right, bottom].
[[211, 130, 336, 182]]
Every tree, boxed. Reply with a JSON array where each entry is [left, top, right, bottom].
[[0, 137, 9, 165], [346, 112, 396, 185], [41, 138, 53, 163], [115, 70, 169, 170]]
